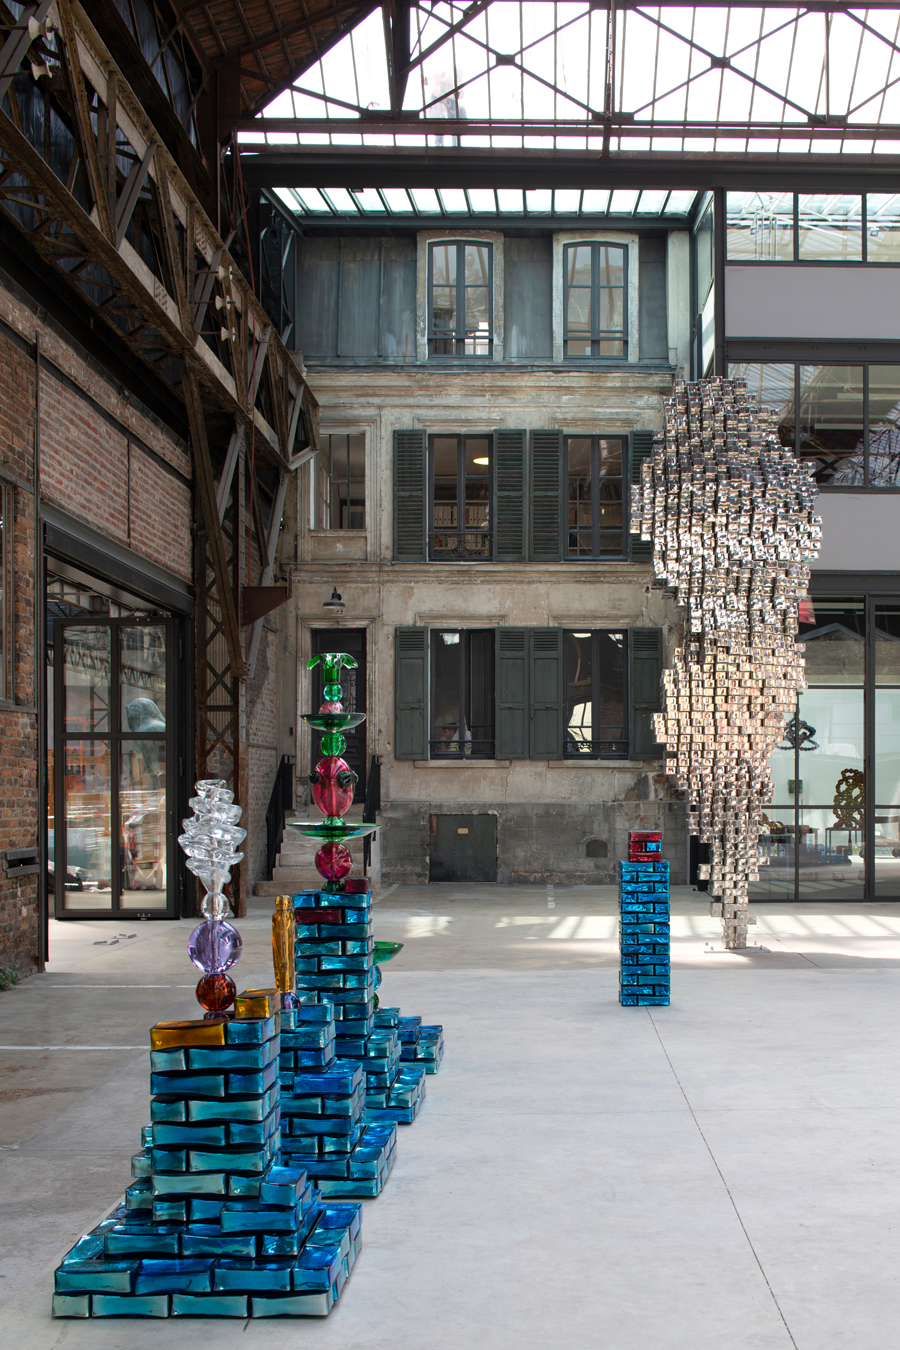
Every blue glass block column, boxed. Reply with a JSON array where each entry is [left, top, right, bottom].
[[52, 1010, 362, 1318], [291, 881, 437, 1135], [618, 860, 671, 1007]]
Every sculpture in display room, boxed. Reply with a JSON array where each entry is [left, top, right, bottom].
[[630, 377, 821, 949]]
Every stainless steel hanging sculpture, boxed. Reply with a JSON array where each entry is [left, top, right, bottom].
[[631, 378, 821, 949]]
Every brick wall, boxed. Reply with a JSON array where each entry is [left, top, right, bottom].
[[0, 324, 39, 975]]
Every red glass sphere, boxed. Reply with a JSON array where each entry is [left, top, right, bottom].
[[311, 756, 356, 819], [196, 972, 236, 1017], [315, 840, 352, 881]]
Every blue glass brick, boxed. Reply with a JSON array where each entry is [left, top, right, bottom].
[[134, 1259, 214, 1295], [214, 1258, 295, 1292], [55, 1261, 137, 1294], [170, 1292, 248, 1317], [51, 1293, 90, 1316], [225, 1015, 278, 1044], [180, 1228, 256, 1258], [92, 1293, 169, 1317], [250, 1291, 332, 1317]]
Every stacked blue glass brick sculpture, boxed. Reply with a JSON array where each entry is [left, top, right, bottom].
[[374, 1009, 445, 1078], [52, 1008, 362, 1318], [618, 830, 671, 1007]]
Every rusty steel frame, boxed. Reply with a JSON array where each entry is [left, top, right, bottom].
[[0, 0, 319, 914]]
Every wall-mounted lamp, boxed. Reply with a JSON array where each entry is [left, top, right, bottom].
[[323, 587, 344, 613]]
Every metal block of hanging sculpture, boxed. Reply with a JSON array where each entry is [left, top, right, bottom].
[[52, 782, 362, 1319], [630, 377, 821, 950]]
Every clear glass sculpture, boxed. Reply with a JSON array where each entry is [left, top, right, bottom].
[[177, 779, 246, 1016]]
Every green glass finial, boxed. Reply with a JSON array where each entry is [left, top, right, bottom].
[[320, 731, 346, 756], [308, 652, 358, 684]]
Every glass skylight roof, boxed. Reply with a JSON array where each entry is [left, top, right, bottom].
[[238, 3, 900, 155], [271, 185, 700, 221]]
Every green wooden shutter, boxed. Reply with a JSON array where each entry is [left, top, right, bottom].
[[492, 428, 526, 561], [495, 627, 529, 759], [395, 626, 428, 760], [629, 627, 665, 758], [629, 429, 657, 563], [530, 628, 564, 759], [529, 430, 563, 562], [393, 429, 427, 562]]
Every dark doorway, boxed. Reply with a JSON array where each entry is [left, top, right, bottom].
[[429, 814, 497, 882], [310, 628, 366, 803]]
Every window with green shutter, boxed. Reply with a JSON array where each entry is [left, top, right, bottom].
[[529, 430, 563, 561], [530, 628, 564, 758], [629, 430, 657, 564], [394, 627, 428, 759], [629, 627, 665, 758], [495, 627, 529, 759], [492, 429, 526, 561], [393, 430, 427, 562]]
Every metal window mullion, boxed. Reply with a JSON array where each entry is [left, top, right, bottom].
[[793, 703, 800, 902], [111, 619, 121, 913], [591, 241, 599, 354], [458, 436, 465, 556], [865, 593, 876, 901], [591, 436, 600, 558], [864, 365, 870, 489], [591, 629, 601, 760], [793, 193, 800, 261], [862, 194, 868, 263], [457, 241, 465, 352]]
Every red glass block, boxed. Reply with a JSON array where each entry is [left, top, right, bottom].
[[294, 907, 343, 925], [310, 756, 356, 819], [196, 972, 236, 1017], [315, 840, 352, 882]]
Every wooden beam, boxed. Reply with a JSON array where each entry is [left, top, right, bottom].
[[182, 368, 246, 678]]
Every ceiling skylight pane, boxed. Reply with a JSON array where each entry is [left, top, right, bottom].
[[351, 189, 386, 212], [468, 188, 497, 212], [320, 188, 358, 213], [380, 188, 414, 213], [525, 189, 552, 213], [497, 189, 524, 212], [409, 188, 442, 212], [636, 190, 668, 214], [666, 191, 699, 215], [581, 190, 610, 214], [438, 189, 469, 213], [290, 189, 332, 214], [610, 190, 639, 213], [554, 189, 580, 213]]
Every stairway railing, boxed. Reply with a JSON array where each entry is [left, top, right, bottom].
[[266, 755, 295, 879]]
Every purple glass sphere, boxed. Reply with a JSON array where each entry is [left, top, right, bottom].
[[188, 918, 242, 974]]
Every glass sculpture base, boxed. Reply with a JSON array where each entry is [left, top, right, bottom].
[[52, 1012, 362, 1318]]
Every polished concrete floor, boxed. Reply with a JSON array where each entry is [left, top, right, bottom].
[[3, 885, 900, 1348]]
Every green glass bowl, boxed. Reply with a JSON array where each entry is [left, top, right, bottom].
[[300, 713, 367, 731], [285, 821, 378, 840], [373, 941, 403, 964]]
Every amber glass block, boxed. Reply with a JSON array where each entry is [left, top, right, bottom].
[[234, 988, 279, 1019], [272, 898, 295, 994], [150, 1019, 227, 1050], [196, 972, 236, 1015]]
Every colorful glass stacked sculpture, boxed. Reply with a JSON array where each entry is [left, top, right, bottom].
[[618, 830, 670, 1007], [179, 779, 246, 1016]]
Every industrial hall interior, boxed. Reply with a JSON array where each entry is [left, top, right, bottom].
[[2, 0, 900, 1345]]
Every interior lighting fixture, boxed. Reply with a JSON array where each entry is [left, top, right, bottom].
[[472, 457, 489, 465], [323, 587, 344, 612]]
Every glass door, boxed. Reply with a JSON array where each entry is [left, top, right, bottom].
[[54, 617, 173, 917]]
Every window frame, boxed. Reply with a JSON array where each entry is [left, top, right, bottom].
[[315, 432, 366, 531], [427, 239, 494, 358], [725, 193, 900, 265], [429, 627, 496, 760], [563, 628, 629, 760], [552, 231, 640, 364], [427, 433, 494, 561], [563, 434, 628, 561], [417, 230, 504, 363], [727, 361, 900, 492], [562, 241, 628, 360]]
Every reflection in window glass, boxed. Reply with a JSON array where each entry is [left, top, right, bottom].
[[695, 203, 713, 304], [429, 241, 492, 357], [317, 434, 365, 529], [726, 192, 793, 260], [564, 436, 624, 557], [430, 629, 494, 758], [797, 195, 862, 261], [120, 739, 167, 908], [563, 630, 627, 758], [563, 243, 626, 358], [799, 366, 864, 486], [120, 625, 166, 730], [63, 739, 112, 910], [866, 367, 900, 488], [799, 595, 865, 685], [867, 194, 900, 263], [727, 364, 796, 449], [64, 627, 110, 733], [429, 435, 491, 560]]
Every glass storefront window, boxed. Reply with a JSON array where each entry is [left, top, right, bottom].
[[866, 367, 900, 489], [797, 195, 862, 261], [63, 739, 112, 910], [875, 602, 900, 897], [120, 740, 167, 909], [728, 363, 795, 449], [726, 192, 794, 261], [798, 365, 864, 487], [866, 195, 900, 263]]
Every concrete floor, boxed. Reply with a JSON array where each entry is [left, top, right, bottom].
[[2, 885, 900, 1348]]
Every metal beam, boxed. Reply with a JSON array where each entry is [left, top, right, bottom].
[[232, 116, 900, 141], [238, 146, 900, 193]]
